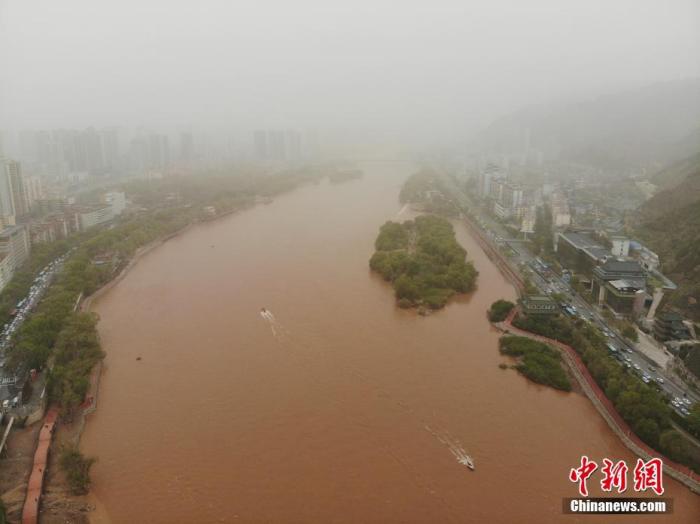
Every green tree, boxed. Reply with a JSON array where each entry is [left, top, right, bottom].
[[622, 324, 639, 342], [488, 299, 515, 322], [59, 446, 96, 495]]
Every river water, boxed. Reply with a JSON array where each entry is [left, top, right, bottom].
[[81, 160, 699, 523]]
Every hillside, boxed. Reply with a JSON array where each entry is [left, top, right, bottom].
[[635, 154, 700, 319], [650, 149, 700, 191], [473, 79, 700, 171], [639, 155, 700, 221]]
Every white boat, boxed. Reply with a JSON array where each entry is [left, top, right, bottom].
[[460, 455, 475, 470]]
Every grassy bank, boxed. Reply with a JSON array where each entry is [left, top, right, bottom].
[[499, 335, 572, 391], [512, 312, 700, 473]]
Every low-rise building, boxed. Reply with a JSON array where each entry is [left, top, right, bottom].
[[79, 205, 114, 230], [630, 242, 660, 272], [520, 295, 559, 315], [654, 312, 691, 342], [76, 191, 127, 231]]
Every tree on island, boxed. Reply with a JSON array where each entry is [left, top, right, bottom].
[[370, 215, 477, 310]]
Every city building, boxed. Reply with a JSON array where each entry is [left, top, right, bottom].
[[24, 175, 45, 210], [179, 131, 194, 166], [29, 212, 79, 244], [520, 207, 536, 235], [488, 177, 523, 220], [0, 252, 14, 292], [77, 191, 127, 231], [555, 231, 611, 274], [105, 191, 126, 215], [591, 259, 646, 315], [0, 158, 29, 222], [654, 311, 691, 342], [267, 130, 286, 161], [630, 242, 660, 272], [79, 205, 114, 230], [550, 191, 571, 227], [0, 225, 30, 272], [479, 164, 503, 197], [254, 130, 268, 159]]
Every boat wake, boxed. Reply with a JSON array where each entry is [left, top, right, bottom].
[[259, 308, 287, 340], [424, 424, 474, 470]]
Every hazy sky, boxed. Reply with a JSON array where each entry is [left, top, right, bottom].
[[1, 0, 698, 142]]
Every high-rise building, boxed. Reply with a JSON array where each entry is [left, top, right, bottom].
[[102, 127, 121, 173], [24, 176, 45, 210], [0, 158, 29, 221], [254, 130, 268, 160], [84, 127, 105, 174], [148, 134, 170, 170], [179, 132, 194, 166], [286, 129, 302, 161], [268, 130, 286, 161]]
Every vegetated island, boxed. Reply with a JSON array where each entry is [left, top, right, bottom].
[[499, 335, 572, 392], [369, 214, 477, 310], [399, 169, 458, 216]]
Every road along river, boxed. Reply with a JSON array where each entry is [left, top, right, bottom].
[[81, 160, 699, 523]]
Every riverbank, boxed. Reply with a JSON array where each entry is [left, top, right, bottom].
[[495, 308, 700, 495], [459, 203, 700, 494], [5, 197, 274, 522], [35, 210, 241, 522]]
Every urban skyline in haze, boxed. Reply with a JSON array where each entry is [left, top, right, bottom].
[[1, 0, 698, 146]]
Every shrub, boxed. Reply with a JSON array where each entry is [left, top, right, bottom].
[[499, 336, 571, 391], [488, 299, 515, 322], [60, 446, 96, 495]]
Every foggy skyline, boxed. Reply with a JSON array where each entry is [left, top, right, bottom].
[[1, 0, 699, 144]]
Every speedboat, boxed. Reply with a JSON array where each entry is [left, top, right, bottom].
[[460, 456, 475, 470]]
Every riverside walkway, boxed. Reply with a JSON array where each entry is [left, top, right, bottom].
[[21, 407, 59, 524], [497, 308, 700, 494]]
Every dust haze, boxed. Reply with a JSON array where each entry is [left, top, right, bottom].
[[1, 0, 698, 147]]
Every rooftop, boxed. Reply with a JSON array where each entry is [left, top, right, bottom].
[[596, 259, 645, 275], [523, 295, 557, 304], [560, 231, 602, 250], [608, 279, 645, 291], [559, 231, 613, 262]]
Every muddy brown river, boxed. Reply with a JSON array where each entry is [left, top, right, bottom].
[[81, 160, 699, 522]]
